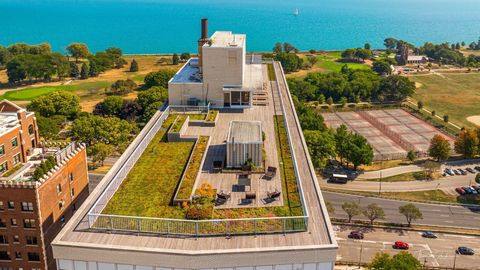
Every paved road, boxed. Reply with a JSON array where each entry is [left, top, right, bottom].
[[360, 165, 423, 179], [335, 225, 480, 269], [321, 174, 476, 192], [323, 192, 480, 229]]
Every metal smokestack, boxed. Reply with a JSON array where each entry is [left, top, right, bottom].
[[201, 18, 208, 39]]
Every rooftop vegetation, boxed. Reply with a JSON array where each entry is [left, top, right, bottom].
[[175, 136, 209, 200], [205, 110, 218, 122]]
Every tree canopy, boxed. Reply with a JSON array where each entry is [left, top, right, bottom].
[[144, 70, 177, 89], [27, 91, 81, 118], [66, 43, 90, 62], [428, 134, 451, 161], [369, 252, 421, 270], [399, 203, 423, 227]]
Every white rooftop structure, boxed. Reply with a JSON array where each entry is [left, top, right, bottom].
[[227, 121, 262, 143], [207, 31, 246, 48]]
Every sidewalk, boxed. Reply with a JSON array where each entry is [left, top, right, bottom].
[[359, 165, 422, 179]]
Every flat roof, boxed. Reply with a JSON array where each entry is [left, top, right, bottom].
[[169, 58, 202, 84], [53, 62, 335, 257], [227, 120, 262, 143], [206, 31, 246, 48]]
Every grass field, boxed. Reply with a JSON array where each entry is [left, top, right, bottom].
[[410, 73, 480, 128], [287, 51, 370, 78]]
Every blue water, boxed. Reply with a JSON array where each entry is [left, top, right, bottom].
[[1, 0, 479, 54]]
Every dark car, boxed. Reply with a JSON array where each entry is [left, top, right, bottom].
[[422, 231, 437, 238], [457, 247, 475, 255], [475, 166, 480, 172], [455, 187, 466, 195], [393, 241, 409, 250], [453, 169, 461, 175], [458, 169, 467, 175], [348, 231, 364, 239], [466, 168, 476, 174], [472, 185, 480, 192], [445, 169, 454, 176]]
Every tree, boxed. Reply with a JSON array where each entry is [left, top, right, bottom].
[[88, 61, 98, 77], [335, 125, 350, 166], [144, 70, 177, 88], [105, 47, 123, 58], [69, 62, 79, 78], [339, 96, 348, 107], [137, 86, 168, 122], [399, 203, 423, 227], [326, 97, 334, 105], [431, 110, 436, 117], [428, 134, 451, 161], [407, 150, 416, 162], [172, 53, 179, 65], [476, 173, 480, 184], [417, 101, 423, 110], [348, 133, 374, 169], [364, 43, 371, 50], [283, 42, 296, 53], [70, 115, 138, 146], [363, 203, 385, 225], [443, 114, 449, 123], [354, 48, 372, 61], [27, 91, 81, 118], [93, 96, 124, 117], [307, 55, 318, 66], [454, 128, 479, 158], [372, 60, 392, 75], [110, 79, 137, 95], [66, 43, 90, 62], [461, 41, 466, 47], [318, 94, 325, 104], [377, 75, 415, 102], [369, 252, 421, 270], [36, 115, 65, 139], [325, 201, 335, 215], [384, 38, 398, 50], [129, 59, 139, 72], [180, 52, 191, 61], [120, 100, 142, 122], [80, 63, 89, 79], [341, 201, 362, 223], [304, 130, 336, 168], [341, 48, 356, 59], [90, 143, 115, 166], [274, 52, 303, 73], [273, 42, 283, 54]]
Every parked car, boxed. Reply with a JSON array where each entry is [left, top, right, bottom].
[[471, 188, 478, 195], [474, 166, 480, 172], [445, 169, 454, 176], [453, 169, 460, 175], [455, 187, 466, 195], [458, 169, 467, 175], [466, 168, 476, 174], [393, 241, 409, 250], [463, 187, 473, 194], [421, 231, 437, 238], [457, 247, 475, 255], [472, 185, 480, 192], [348, 231, 364, 239]]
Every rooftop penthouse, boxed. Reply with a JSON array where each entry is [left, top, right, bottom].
[[53, 20, 336, 270]]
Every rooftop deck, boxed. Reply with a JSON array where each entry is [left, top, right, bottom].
[[207, 31, 246, 48], [53, 62, 335, 254]]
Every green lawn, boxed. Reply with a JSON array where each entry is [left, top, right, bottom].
[[317, 61, 370, 73], [0, 81, 111, 101], [411, 73, 480, 128]]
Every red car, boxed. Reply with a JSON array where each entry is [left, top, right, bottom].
[[393, 241, 409, 250], [348, 231, 364, 239], [455, 187, 466, 195]]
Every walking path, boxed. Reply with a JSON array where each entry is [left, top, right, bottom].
[[359, 165, 422, 179]]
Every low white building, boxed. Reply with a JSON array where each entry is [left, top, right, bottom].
[[226, 120, 263, 168]]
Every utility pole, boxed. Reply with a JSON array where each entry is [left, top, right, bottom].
[[453, 250, 457, 270], [358, 244, 363, 269]]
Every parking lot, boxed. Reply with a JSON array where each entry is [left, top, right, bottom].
[[335, 225, 480, 269], [444, 165, 480, 196]]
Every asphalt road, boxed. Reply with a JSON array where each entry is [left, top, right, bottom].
[[323, 192, 480, 229], [335, 225, 480, 269]]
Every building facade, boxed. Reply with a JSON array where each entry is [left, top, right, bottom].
[[0, 101, 89, 270]]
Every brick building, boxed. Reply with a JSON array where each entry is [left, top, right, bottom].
[[0, 100, 89, 270]]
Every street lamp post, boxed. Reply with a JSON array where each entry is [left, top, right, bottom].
[[358, 244, 363, 269], [453, 250, 457, 270]]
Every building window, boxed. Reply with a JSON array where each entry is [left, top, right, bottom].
[[57, 184, 62, 193], [13, 235, 19, 244], [23, 219, 35, 229], [14, 252, 21, 260], [26, 236, 37, 245], [11, 138, 18, 148], [0, 145, 4, 156], [27, 252, 40, 262], [12, 154, 20, 165], [10, 219, 17, 227], [58, 200, 65, 210], [0, 235, 7, 244], [0, 162, 7, 174], [71, 188, 75, 197], [0, 250, 11, 260], [28, 125, 34, 135], [60, 215, 65, 225], [0, 219, 5, 228], [68, 173, 74, 182], [21, 202, 34, 212], [7, 201, 14, 209], [0, 201, 3, 211]]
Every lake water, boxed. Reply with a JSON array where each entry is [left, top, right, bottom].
[[1, 0, 479, 53]]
